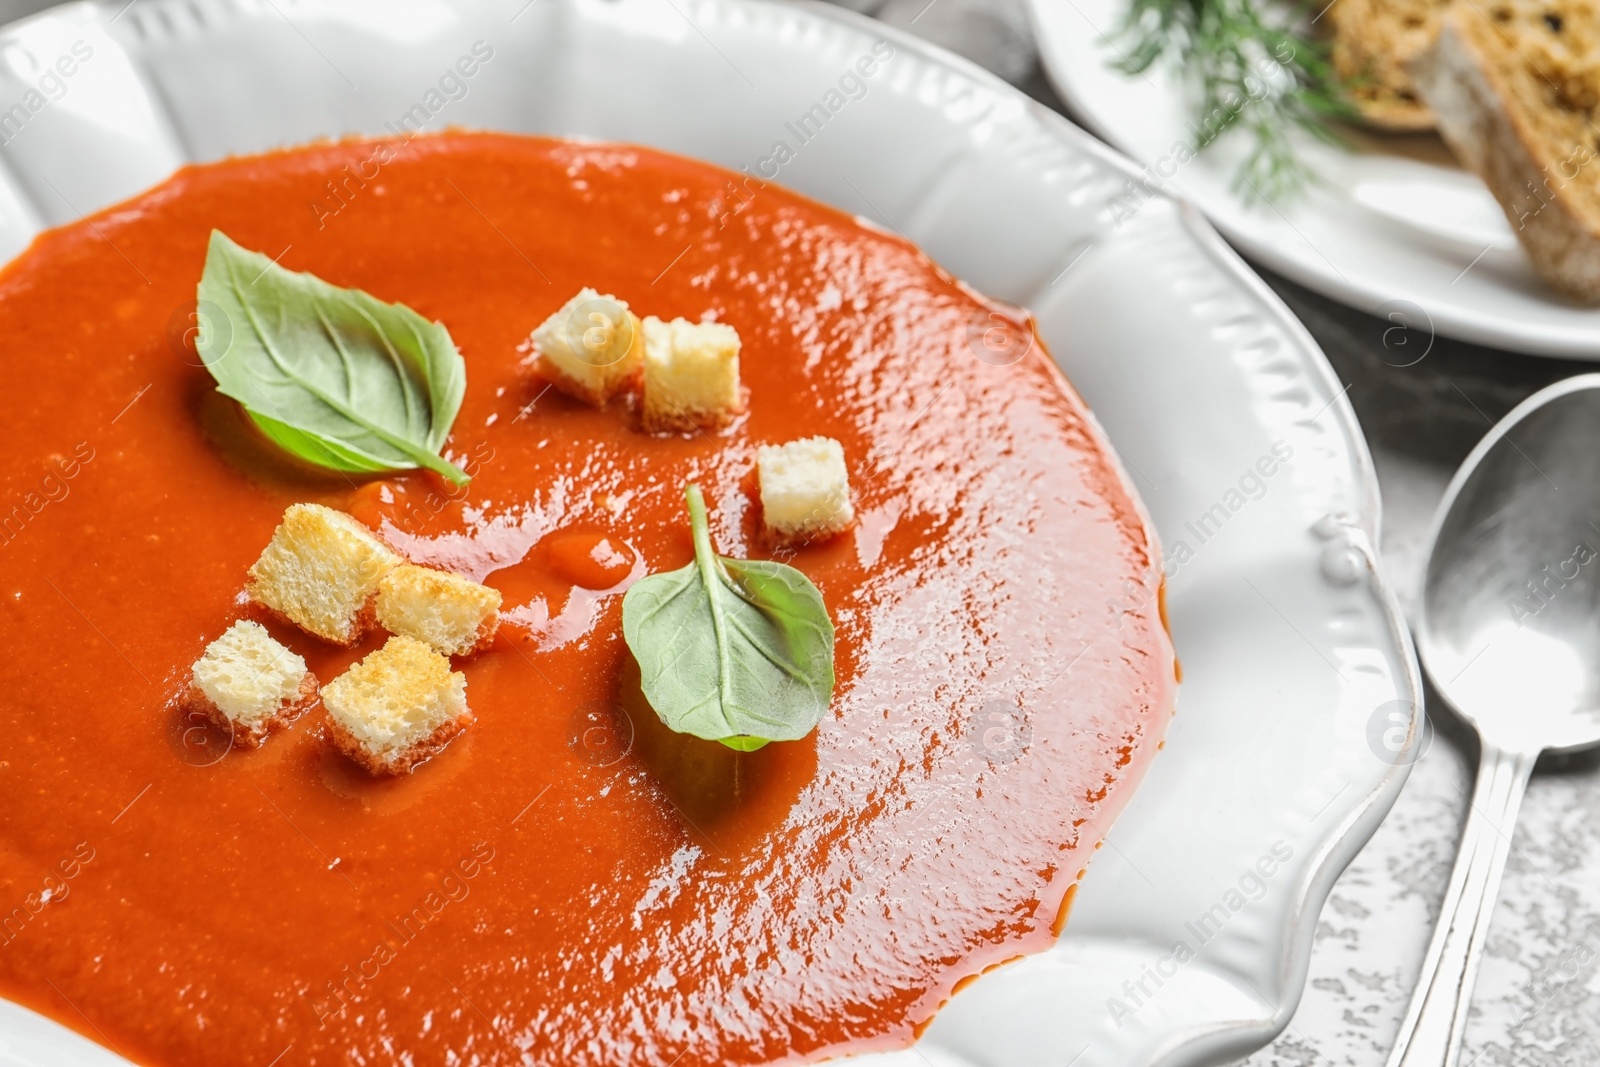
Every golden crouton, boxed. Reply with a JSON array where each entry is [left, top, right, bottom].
[[757, 436, 855, 542], [375, 563, 502, 657], [247, 503, 401, 645], [640, 316, 744, 431], [184, 620, 319, 748], [531, 288, 644, 405], [323, 635, 471, 776]]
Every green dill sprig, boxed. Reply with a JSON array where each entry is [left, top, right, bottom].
[[1112, 0, 1355, 200]]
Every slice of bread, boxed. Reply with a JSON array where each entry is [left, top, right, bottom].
[[323, 635, 471, 775], [1410, 2, 1600, 300], [1330, 0, 1453, 130], [375, 563, 502, 657], [185, 620, 319, 748], [531, 288, 644, 405], [756, 436, 855, 543], [640, 316, 744, 431], [247, 504, 402, 645]]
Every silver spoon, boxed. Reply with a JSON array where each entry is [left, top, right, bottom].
[[1388, 373, 1600, 1067]]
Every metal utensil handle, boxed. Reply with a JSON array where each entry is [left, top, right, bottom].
[[1386, 744, 1536, 1067]]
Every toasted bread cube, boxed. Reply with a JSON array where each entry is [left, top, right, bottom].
[[247, 503, 402, 645], [640, 316, 743, 431], [185, 620, 319, 748], [757, 436, 855, 542], [376, 563, 502, 657], [323, 635, 471, 776], [531, 288, 644, 405]]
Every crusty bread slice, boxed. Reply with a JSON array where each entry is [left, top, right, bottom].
[[247, 503, 402, 645], [640, 316, 744, 432], [1410, 2, 1600, 301], [375, 563, 502, 657], [1330, 0, 1454, 130], [531, 288, 644, 405], [323, 635, 470, 775], [756, 436, 855, 543], [185, 620, 319, 748]]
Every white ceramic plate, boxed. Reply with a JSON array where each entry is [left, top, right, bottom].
[[0, 1, 1419, 1064], [1026, 0, 1600, 358]]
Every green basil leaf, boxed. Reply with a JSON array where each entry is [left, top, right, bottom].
[[622, 484, 835, 751], [195, 230, 469, 484]]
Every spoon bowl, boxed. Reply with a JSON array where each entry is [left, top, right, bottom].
[[1388, 373, 1600, 1067], [1421, 376, 1600, 754]]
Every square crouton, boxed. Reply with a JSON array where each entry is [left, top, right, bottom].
[[757, 436, 855, 542], [323, 635, 471, 775], [185, 620, 319, 749], [247, 503, 402, 645], [531, 288, 644, 405], [375, 563, 502, 657], [640, 316, 743, 431]]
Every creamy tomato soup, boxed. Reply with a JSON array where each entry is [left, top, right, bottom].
[[0, 134, 1174, 1066]]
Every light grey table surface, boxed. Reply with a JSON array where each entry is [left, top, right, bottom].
[[2, 0, 1594, 1065]]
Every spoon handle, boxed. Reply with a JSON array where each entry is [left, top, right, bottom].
[[1385, 743, 1536, 1067]]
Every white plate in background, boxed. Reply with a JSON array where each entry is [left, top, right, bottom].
[[0, 1, 1418, 1064], [1028, 0, 1600, 358]]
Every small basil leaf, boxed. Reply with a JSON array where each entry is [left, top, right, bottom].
[[196, 230, 469, 484], [622, 484, 835, 750]]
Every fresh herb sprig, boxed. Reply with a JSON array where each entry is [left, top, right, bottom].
[[1113, 0, 1355, 200], [196, 231, 470, 484], [622, 484, 835, 752]]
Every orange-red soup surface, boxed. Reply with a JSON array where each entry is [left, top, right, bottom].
[[0, 134, 1174, 1067]]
